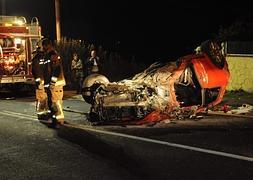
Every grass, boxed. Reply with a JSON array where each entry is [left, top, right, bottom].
[[222, 90, 253, 107]]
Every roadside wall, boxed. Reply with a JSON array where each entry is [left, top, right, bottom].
[[226, 54, 253, 92]]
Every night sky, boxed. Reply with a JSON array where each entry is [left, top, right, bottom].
[[3, 0, 253, 62]]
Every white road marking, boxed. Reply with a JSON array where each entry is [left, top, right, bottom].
[[76, 126, 253, 162], [1, 110, 253, 162], [3, 110, 37, 118], [0, 111, 38, 121]]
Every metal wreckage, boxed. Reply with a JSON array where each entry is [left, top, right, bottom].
[[82, 40, 230, 125]]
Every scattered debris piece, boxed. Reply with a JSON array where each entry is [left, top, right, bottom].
[[229, 104, 253, 115]]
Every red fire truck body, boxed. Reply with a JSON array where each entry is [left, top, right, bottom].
[[0, 16, 42, 88]]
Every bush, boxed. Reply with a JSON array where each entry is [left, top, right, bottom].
[[55, 37, 146, 89]]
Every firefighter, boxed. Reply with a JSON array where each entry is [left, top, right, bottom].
[[31, 44, 49, 120], [42, 38, 66, 127]]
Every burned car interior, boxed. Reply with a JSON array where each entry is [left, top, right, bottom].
[[82, 40, 230, 125]]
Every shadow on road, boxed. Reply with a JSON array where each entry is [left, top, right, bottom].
[[57, 125, 148, 179], [0, 89, 35, 100]]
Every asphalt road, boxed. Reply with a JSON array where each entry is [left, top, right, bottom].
[[0, 92, 137, 180], [0, 91, 253, 180]]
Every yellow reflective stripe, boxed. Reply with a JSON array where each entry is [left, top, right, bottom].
[[51, 76, 58, 82], [35, 78, 41, 82]]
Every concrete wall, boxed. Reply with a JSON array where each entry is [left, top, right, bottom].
[[226, 54, 253, 92]]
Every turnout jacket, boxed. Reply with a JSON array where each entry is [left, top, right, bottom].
[[32, 50, 65, 87], [31, 50, 45, 84], [44, 50, 66, 86]]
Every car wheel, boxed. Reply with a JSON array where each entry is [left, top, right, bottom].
[[82, 74, 109, 104], [201, 40, 225, 69]]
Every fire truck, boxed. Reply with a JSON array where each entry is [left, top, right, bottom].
[[0, 16, 42, 90]]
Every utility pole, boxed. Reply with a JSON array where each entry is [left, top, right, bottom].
[[55, 0, 61, 41], [2, 0, 6, 15]]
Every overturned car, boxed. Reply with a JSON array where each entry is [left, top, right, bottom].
[[82, 40, 230, 124]]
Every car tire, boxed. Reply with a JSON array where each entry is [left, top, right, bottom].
[[82, 74, 109, 104], [200, 40, 225, 69]]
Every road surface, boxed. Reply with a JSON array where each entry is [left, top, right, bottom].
[[0, 91, 253, 180]]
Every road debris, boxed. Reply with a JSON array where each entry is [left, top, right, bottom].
[[229, 104, 253, 115]]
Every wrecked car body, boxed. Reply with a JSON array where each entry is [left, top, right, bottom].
[[82, 40, 230, 124]]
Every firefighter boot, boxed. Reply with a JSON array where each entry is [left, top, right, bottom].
[[51, 100, 64, 124]]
